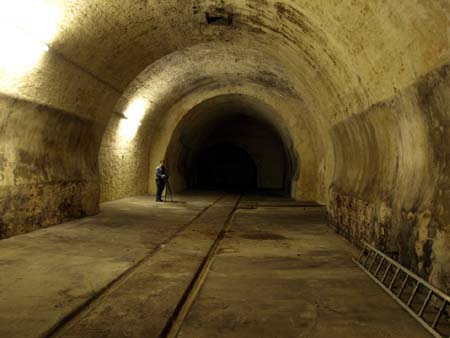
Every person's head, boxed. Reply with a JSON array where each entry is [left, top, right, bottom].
[[160, 160, 165, 167]]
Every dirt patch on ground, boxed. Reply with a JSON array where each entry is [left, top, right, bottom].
[[241, 231, 287, 240]]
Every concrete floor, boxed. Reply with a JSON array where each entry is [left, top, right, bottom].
[[0, 193, 432, 338]]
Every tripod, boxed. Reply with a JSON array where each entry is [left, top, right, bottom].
[[164, 178, 173, 202]]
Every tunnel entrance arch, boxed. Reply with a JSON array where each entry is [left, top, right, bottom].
[[163, 95, 298, 195]]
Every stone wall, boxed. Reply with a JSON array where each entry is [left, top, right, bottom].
[[0, 95, 102, 238], [98, 115, 150, 202], [329, 63, 450, 293]]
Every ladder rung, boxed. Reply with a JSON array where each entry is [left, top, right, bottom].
[[361, 249, 372, 265], [419, 290, 433, 317], [358, 244, 367, 263], [398, 275, 409, 297], [374, 257, 385, 276], [381, 262, 392, 283], [368, 252, 379, 271], [388, 267, 400, 290], [407, 281, 420, 307], [432, 300, 447, 329], [364, 251, 375, 267]]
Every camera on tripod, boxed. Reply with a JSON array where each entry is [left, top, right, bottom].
[[164, 176, 173, 202]]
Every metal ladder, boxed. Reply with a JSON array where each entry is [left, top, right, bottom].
[[354, 241, 450, 338]]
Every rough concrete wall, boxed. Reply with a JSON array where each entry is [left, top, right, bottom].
[[98, 116, 150, 202], [0, 2, 121, 238], [329, 63, 450, 293], [0, 95, 102, 238]]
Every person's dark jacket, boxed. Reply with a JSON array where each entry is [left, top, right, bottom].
[[155, 165, 167, 181]]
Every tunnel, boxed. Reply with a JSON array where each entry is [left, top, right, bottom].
[[191, 143, 258, 191], [163, 95, 296, 194], [0, 1, 450, 337]]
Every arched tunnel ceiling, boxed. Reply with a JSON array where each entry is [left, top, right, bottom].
[[50, 0, 450, 95], [115, 43, 323, 143], [1, 0, 449, 124], [165, 94, 295, 149]]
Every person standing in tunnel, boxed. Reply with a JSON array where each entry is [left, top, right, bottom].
[[155, 160, 168, 202]]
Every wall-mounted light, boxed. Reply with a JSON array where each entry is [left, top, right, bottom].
[[0, 0, 61, 44], [118, 98, 148, 141], [0, 0, 62, 92]]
